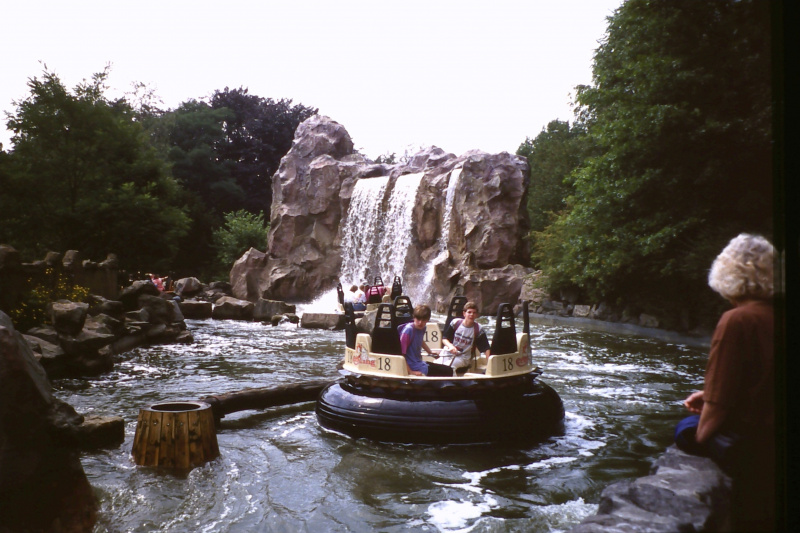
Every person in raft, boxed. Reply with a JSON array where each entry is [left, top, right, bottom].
[[353, 284, 367, 311], [398, 305, 454, 377], [439, 301, 491, 374], [677, 233, 775, 531]]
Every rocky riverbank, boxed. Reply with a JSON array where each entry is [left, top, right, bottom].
[[568, 446, 732, 532]]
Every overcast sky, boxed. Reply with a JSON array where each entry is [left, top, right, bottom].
[[2, 0, 622, 159]]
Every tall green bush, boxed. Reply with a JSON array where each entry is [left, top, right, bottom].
[[212, 210, 269, 276]]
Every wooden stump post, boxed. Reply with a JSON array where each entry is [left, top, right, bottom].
[[132, 401, 219, 469]]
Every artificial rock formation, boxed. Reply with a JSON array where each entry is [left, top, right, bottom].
[[0, 311, 98, 531], [230, 115, 532, 314]]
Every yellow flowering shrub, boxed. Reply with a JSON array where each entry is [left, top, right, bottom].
[[9, 268, 90, 332]]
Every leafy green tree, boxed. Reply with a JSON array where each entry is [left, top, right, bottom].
[[1, 67, 190, 272], [209, 87, 317, 217], [534, 0, 772, 321], [517, 120, 593, 259], [212, 210, 268, 276]]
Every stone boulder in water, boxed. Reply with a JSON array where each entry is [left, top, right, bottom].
[[232, 115, 533, 314], [0, 311, 98, 531]]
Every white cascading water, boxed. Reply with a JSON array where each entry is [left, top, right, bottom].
[[415, 167, 462, 304], [374, 172, 424, 284], [339, 172, 423, 295], [339, 176, 390, 283], [300, 171, 433, 313]]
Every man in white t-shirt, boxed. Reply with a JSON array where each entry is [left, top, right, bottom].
[[440, 301, 491, 372]]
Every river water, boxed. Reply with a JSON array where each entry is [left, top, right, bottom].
[[54, 315, 708, 533]]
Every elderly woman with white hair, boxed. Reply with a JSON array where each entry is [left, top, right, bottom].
[[678, 233, 775, 531]]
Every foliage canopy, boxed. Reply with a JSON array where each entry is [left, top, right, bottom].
[[530, 0, 772, 321], [0, 67, 190, 272]]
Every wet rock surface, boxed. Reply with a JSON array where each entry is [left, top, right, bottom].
[[0, 311, 98, 531], [233, 115, 531, 315], [569, 446, 731, 532]]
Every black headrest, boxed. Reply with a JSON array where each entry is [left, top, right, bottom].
[[444, 296, 468, 331], [490, 303, 517, 355], [390, 276, 402, 300], [523, 301, 530, 336], [337, 283, 344, 306], [370, 303, 403, 355], [373, 275, 384, 287], [392, 295, 413, 329], [344, 302, 356, 349]]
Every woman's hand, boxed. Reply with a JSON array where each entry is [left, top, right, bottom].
[[684, 390, 704, 414]]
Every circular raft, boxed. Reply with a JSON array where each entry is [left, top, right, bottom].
[[316, 371, 565, 444]]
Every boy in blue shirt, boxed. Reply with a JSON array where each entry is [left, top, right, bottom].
[[397, 304, 453, 377]]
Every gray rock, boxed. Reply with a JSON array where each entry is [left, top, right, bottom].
[[86, 294, 125, 320], [137, 294, 175, 325], [174, 276, 203, 297], [61, 249, 82, 271], [49, 300, 89, 335], [300, 313, 346, 330], [98, 253, 119, 269], [639, 313, 660, 328], [568, 446, 731, 532], [179, 299, 213, 319], [230, 247, 270, 302], [26, 325, 60, 345], [253, 298, 297, 321], [0, 311, 97, 530], [118, 279, 160, 310], [231, 115, 531, 312], [453, 264, 534, 316], [573, 305, 592, 318], [212, 296, 254, 320], [74, 415, 125, 449]]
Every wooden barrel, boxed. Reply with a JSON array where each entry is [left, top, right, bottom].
[[132, 401, 219, 469]]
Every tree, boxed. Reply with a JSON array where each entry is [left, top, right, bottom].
[[1, 66, 190, 272], [209, 87, 317, 217], [517, 120, 594, 259], [534, 0, 772, 322], [212, 210, 268, 276]]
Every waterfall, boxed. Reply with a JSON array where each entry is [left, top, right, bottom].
[[375, 172, 424, 282], [413, 167, 462, 304], [339, 176, 390, 284], [336, 169, 463, 308], [339, 173, 424, 290]]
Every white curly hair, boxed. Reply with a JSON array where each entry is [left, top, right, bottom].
[[708, 233, 774, 301]]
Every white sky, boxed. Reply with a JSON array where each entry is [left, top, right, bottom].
[[1, 0, 622, 159]]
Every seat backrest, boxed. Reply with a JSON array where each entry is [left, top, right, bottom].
[[344, 302, 357, 349], [366, 278, 385, 304], [337, 283, 345, 306], [522, 300, 530, 336], [370, 303, 403, 355], [490, 303, 518, 355], [392, 295, 413, 330], [444, 296, 468, 332], [390, 276, 403, 300]]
